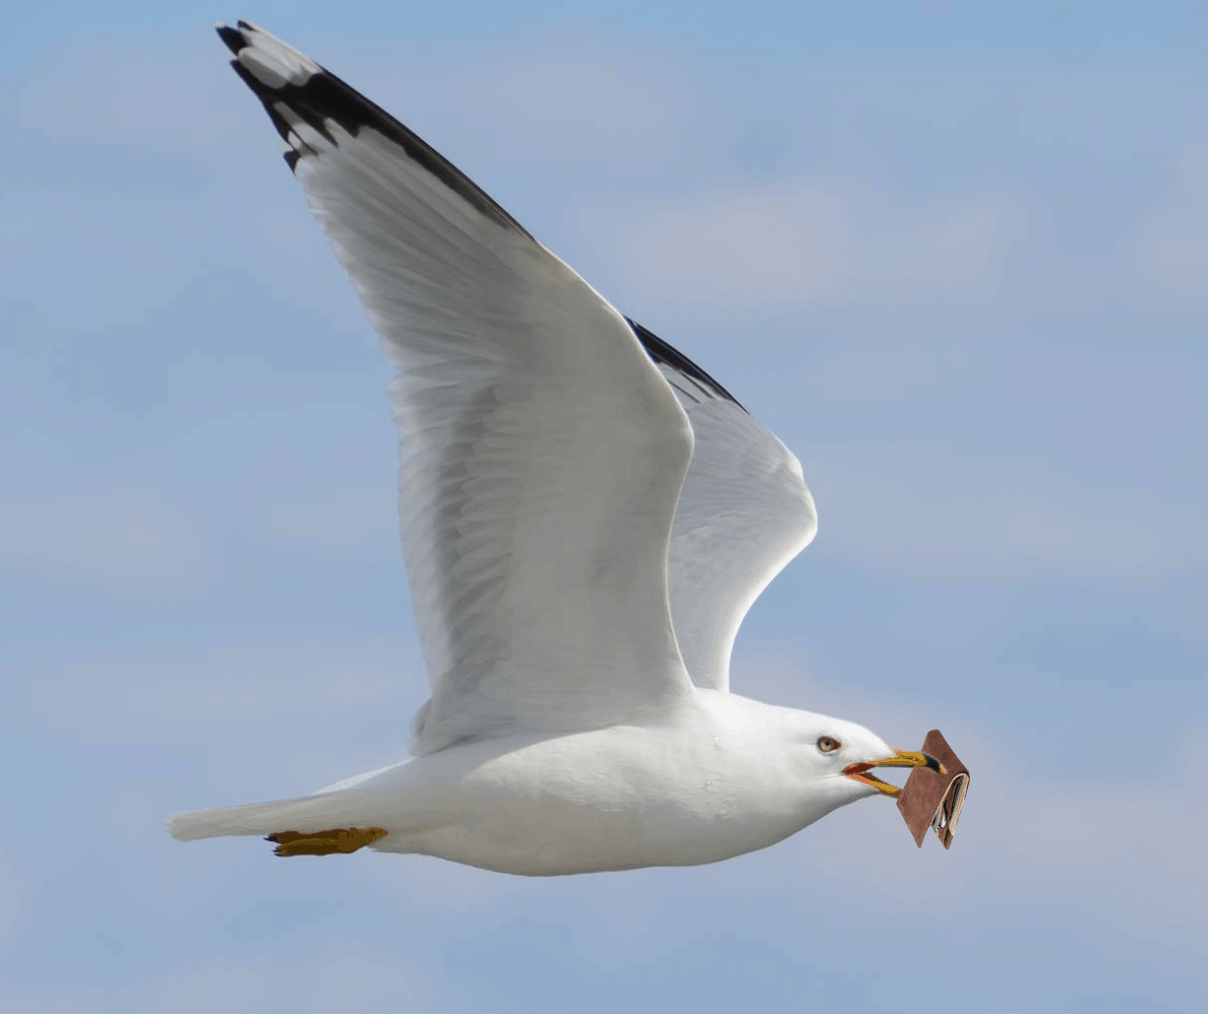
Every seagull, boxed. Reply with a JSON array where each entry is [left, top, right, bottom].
[[166, 21, 940, 875]]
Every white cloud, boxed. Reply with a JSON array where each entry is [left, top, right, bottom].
[[0, 485, 206, 593], [21, 634, 422, 743], [0, 1000, 91, 1014], [140, 951, 450, 1014], [796, 770, 1208, 958], [14, 28, 692, 183], [238, 467, 400, 565], [414, 38, 695, 161], [14, 33, 233, 170], [0, 851, 18, 951], [807, 445, 1207, 580], [1, 950, 453, 1014], [1136, 141, 1208, 303], [593, 180, 1030, 322]]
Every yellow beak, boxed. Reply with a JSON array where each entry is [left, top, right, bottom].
[[843, 750, 945, 798]]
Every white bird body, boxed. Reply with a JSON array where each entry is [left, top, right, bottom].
[[171, 691, 892, 875], [167, 22, 932, 874]]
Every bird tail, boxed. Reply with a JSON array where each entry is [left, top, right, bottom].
[[166, 791, 363, 842]]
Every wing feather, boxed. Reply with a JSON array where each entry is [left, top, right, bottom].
[[630, 321, 817, 692], [220, 23, 694, 752]]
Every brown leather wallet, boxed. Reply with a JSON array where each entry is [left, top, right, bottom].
[[897, 729, 970, 849]]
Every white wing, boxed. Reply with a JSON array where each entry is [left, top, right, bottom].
[[219, 22, 695, 753], [629, 321, 817, 693]]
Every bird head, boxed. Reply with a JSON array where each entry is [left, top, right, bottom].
[[781, 711, 943, 811]]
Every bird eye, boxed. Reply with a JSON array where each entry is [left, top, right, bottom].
[[817, 736, 842, 754]]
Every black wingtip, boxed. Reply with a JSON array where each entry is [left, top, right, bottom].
[[215, 23, 245, 56], [214, 21, 535, 233], [627, 318, 747, 412], [227, 59, 296, 146]]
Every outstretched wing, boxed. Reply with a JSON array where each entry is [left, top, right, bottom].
[[218, 22, 695, 753], [629, 320, 817, 693]]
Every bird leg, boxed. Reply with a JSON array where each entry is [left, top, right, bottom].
[[266, 827, 388, 857]]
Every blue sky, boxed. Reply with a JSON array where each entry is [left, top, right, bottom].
[[4, 1, 1206, 1011]]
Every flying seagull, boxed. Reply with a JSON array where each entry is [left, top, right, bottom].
[[167, 21, 940, 874]]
